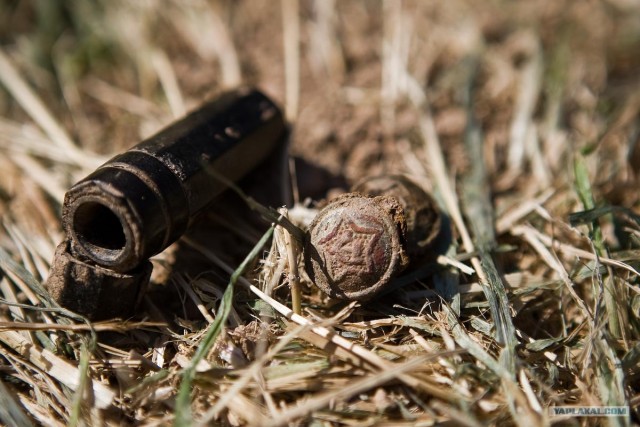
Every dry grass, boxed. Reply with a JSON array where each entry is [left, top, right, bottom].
[[0, 0, 639, 426]]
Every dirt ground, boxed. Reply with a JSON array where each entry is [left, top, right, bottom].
[[0, 1, 639, 426]]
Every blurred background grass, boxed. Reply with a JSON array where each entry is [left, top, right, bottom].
[[0, 1, 639, 425]]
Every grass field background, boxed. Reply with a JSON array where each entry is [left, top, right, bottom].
[[0, 1, 639, 425]]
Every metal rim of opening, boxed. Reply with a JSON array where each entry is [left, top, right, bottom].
[[69, 196, 135, 269]]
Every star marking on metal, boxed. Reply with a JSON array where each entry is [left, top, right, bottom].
[[316, 215, 384, 281]]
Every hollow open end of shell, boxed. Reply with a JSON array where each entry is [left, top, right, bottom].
[[63, 180, 143, 273]]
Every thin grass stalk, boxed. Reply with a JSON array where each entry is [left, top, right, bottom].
[[0, 379, 34, 427], [458, 55, 518, 373], [68, 345, 91, 427], [173, 225, 275, 427], [281, 0, 300, 123]]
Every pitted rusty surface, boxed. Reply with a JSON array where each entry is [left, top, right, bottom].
[[353, 175, 442, 263], [46, 241, 152, 320], [314, 210, 390, 281], [60, 88, 286, 273], [304, 194, 408, 300]]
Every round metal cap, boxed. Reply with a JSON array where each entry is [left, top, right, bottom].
[[304, 194, 408, 300]]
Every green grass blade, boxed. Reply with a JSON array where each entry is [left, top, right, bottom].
[[68, 345, 91, 427], [0, 379, 34, 427], [173, 225, 275, 427], [459, 56, 518, 374], [0, 247, 51, 303], [573, 154, 626, 338]]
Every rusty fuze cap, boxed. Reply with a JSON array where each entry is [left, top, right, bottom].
[[304, 175, 442, 300], [304, 193, 409, 300]]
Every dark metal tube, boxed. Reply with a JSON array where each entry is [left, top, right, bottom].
[[62, 88, 287, 272], [47, 241, 153, 320]]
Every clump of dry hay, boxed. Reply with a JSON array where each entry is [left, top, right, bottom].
[[0, 1, 639, 426]]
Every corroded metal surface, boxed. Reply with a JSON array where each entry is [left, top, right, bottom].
[[305, 175, 443, 300], [353, 175, 442, 263], [63, 88, 287, 272], [47, 241, 152, 320], [47, 88, 287, 319], [304, 194, 408, 300]]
